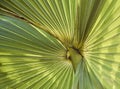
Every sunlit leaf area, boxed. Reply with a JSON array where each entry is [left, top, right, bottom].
[[0, 0, 120, 89]]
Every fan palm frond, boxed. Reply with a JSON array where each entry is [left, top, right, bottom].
[[0, 0, 120, 89]]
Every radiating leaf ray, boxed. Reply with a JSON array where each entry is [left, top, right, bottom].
[[73, 0, 105, 49], [0, 15, 74, 89], [86, 0, 120, 45], [77, 0, 120, 88], [0, 15, 66, 57], [15, 61, 65, 89], [0, 0, 120, 89], [0, 0, 76, 47]]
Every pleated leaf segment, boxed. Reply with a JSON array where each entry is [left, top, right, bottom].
[[0, 0, 120, 89]]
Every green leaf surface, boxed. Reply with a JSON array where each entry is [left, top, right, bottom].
[[0, 0, 120, 89], [0, 15, 74, 89]]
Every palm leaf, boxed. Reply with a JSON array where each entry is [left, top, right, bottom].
[[0, 15, 74, 89], [0, 0, 120, 89], [0, 0, 76, 47]]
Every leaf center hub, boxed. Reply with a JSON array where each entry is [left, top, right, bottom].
[[66, 47, 83, 71]]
